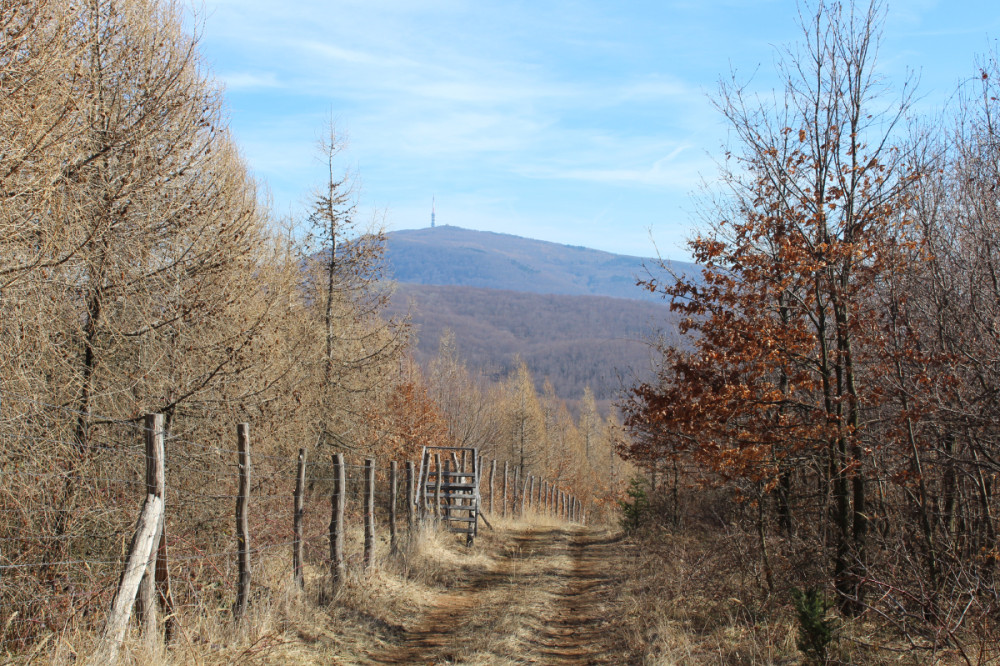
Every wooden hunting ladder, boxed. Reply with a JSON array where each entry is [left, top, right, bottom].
[[417, 446, 481, 544]]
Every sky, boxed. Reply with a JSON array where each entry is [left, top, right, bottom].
[[197, 0, 999, 260]]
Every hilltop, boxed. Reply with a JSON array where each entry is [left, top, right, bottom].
[[384, 225, 696, 302]]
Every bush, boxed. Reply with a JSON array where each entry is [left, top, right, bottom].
[[619, 477, 650, 532], [791, 586, 834, 664]]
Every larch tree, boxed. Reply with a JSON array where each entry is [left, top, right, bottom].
[[301, 125, 406, 453]]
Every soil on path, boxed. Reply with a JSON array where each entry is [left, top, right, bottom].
[[370, 524, 630, 665]]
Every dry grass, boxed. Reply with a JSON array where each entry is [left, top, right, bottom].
[[15, 510, 629, 665], [615, 523, 1000, 665], [616, 526, 799, 665], [18, 513, 561, 665]]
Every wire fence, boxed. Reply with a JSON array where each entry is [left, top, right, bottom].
[[0, 393, 583, 661]]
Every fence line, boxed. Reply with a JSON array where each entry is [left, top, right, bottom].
[[0, 398, 590, 663]]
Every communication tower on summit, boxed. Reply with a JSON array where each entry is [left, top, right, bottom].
[[431, 196, 436, 228]]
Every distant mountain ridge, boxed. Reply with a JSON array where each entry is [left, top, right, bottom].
[[386, 283, 680, 403], [384, 225, 695, 301], [381, 226, 689, 403]]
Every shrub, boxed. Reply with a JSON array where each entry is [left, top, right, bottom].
[[791, 586, 834, 665], [619, 477, 650, 532]]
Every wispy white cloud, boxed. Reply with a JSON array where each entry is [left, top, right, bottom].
[[220, 71, 283, 91], [197, 0, 998, 258]]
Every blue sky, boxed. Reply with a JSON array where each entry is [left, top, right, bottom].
[[198, 0, 998, 260]]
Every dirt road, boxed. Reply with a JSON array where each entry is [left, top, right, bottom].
[[371, 524, 630, 665]]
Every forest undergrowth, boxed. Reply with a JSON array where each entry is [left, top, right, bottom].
[[619, 492, 1000, 666]]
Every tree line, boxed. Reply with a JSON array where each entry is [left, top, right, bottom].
[[622, 0, 1000, 653]]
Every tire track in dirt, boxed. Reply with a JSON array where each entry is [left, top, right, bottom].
[[368, 524, 626, 665], [522, 527, 625, 665]]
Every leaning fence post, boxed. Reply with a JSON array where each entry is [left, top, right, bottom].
[[95, 414, 166, 663], [233, 423, 251, 621], [389, 460, 398, 554], [293, 448, 307, 589], [137, 413, 165, 646], [96, 499, 164, 662], [330, 453, 346, 587], [364, 458, 375, 570], [406, 460, 415, 530]]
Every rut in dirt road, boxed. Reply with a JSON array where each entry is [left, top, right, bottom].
[[525, 529, 625, 664], [369, 524, 629, 665]]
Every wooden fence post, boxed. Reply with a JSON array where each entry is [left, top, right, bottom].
[[489, 459, 496, 516], [434, 454, 443, 521], [96, 497, 164, 661], [96, 414, 166, 663], [503, 461, 509, 518], [441, 457, 450, 522], [293, 448, 306, 589], [234, 423, 251, 621], [389, 461, 398, 554], [364, 458, 375, 570], [422, 450, 431, 520], [137, 413, 165, 645], [330, 453, 345, 587], [406, 460, 415, 530], [521, 474, 529, 517]]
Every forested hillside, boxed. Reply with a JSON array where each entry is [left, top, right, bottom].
[[388, 283, 679, 403]]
